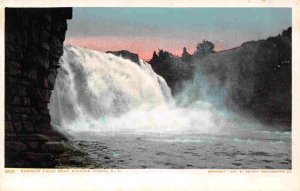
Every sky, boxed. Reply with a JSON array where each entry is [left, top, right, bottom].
[[65, 8, 291, 60]]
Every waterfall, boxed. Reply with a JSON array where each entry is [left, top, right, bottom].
[[49, 45, 273, 138], [49, 45, 174, 134], [47, 46, 290, 169]]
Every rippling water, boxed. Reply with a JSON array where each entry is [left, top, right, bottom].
[[69, 129, 291, 169]]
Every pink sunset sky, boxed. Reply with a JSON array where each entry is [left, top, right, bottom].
[[65, 8, 291, 61], [65, 36, 229, 60]]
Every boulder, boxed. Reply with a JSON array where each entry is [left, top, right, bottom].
[[106, 50, 140, 65]]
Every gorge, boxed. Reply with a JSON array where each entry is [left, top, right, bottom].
[[4, 8, 292, 169]]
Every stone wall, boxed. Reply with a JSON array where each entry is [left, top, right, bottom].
[[5, 8, 72, 167]]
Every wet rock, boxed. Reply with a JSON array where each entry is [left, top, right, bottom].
[[18, 134, 48, 143], [42, 142, 64, 153], [24, 152, 53, 163], [69, 157, 85, 166], [106, 50, 140, 65], [41, 161, 58, 168], [48, 69, 58, 89], [45, 135, 63, 142]]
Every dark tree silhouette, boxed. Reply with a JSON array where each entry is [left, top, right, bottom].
[[194, 40, 215, 58], [151, 51, 159, 62], [149, 49, 195, 95], [158, 49, 171, 60], [181, 47, 192, 62], [282, 27, 291, 38]]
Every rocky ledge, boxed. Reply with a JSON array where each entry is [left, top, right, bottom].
[[106, 50, 140, 65]]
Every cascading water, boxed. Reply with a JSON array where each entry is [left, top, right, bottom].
[[49, 45, 221, 135], [49, 45, 291, 169], [49, 45, 174, 134]]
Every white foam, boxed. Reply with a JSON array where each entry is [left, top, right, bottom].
[[49, 45, 284, 140]]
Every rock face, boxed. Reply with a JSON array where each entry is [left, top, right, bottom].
[[196, 28, 291, 126], [5, 8, 72, 167], [106, 50, 140, 65], [149, 50, 195, 95], [149, 28, 291, 126]]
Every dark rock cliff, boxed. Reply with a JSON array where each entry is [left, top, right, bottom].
[[5, 8, 72, 167], [149, 50, 194, 95], [106, 50, 140, 65], [149, 28, 291, 127], [197, 28, 291, 126]]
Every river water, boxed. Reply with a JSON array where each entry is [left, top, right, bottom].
[[67, 128, 291, 169]]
